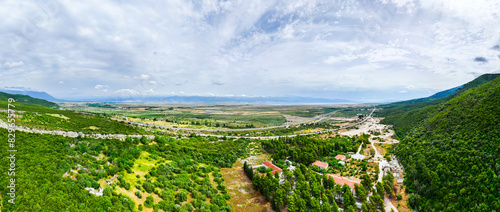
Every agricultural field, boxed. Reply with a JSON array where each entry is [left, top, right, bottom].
[[61, 103, 367, 131]]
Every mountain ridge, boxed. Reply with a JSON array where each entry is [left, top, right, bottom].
[[395, 76, 500, 211], [0, 91, 59, 108], [377, 73, 500, 138]]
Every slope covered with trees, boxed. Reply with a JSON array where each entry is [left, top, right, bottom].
[[395, 77, 500, 211], [0, 91, 59, 108], [0, 129, 137, 211], [0, 129, 243, 211], [377, 73, 500, 138]]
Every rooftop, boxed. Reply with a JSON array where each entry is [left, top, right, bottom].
[[335, 154, 346, 160], [312, 160, 329, 168], [327, 174, 361, 189], [263, 161, 283, 175]]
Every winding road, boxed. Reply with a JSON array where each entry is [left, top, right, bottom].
[[0, 108, 375, 140]]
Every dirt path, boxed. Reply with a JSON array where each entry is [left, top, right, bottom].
[[356, 142, 363, 154]]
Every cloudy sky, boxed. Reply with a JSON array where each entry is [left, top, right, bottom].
[[1, 0, 500, 102]]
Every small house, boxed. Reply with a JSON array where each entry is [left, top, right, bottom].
[[312, 160, 329, 169], [334, 154, 346, 161], [262, 161, 283, 178]]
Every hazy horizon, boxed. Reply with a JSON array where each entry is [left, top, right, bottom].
[[2, 0, 500, 103]]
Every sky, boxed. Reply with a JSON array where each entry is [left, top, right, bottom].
[[1, 0, 500, 102]]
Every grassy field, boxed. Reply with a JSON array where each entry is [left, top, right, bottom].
[[374, 143, 394, 156], [117, 151, 162, 212], [221, 142, 273, 212]]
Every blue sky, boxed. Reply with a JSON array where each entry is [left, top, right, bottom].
[[1, 0, 500, 102]]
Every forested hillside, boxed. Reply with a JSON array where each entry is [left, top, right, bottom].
[[0, 91, 59, 108], [395, 77, 500, 211], [0, 129, 243, 211], [378, 73, 500, 138]]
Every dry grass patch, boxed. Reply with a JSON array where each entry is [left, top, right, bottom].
[[390, 186, 411, 212], [116, 187, 162, 212], [47, 113, 70, 119], [221, 167, 272, 212], [373, 143, 387, 156]]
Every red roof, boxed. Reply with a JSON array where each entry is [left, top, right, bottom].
[[327, 174, 361, 189], [334, 154, 346, 160], [312, 160, 329, 168], [263, 161, 282, 175]]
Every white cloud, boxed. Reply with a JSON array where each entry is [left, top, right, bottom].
[[324, 55, 359, 64], [58, 81, 64, 84], [94, 85, 109, 89], [135, 74, 150, 80], [366, 48, 412, 63], [144, 89, 156, 94], [115, 89, 139, 96], [0, 0, 499, 102], [4, 61, 23, 68]]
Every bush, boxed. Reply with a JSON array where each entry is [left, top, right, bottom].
[[144, 196, 154, 208], [135, 191, 143, 199], [396, 194, 403, 200]]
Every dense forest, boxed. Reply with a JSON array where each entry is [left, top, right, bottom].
[[377, 73, 500, 138], [0, 129, 126, 211], [393, 77, 500, 211], [0, 127, 247, 211]]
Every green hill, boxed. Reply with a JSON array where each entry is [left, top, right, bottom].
[[0, 91, 59, 108], [377, 73, 500, 138], [0, 94, 148, 135], [395, 77, 500, 211]]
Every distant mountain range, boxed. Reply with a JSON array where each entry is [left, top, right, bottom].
[[6, 74, 499, 105], [0, 89, 64, 102], [0, 89, 353, 104], [74, 96, 355, 105]]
